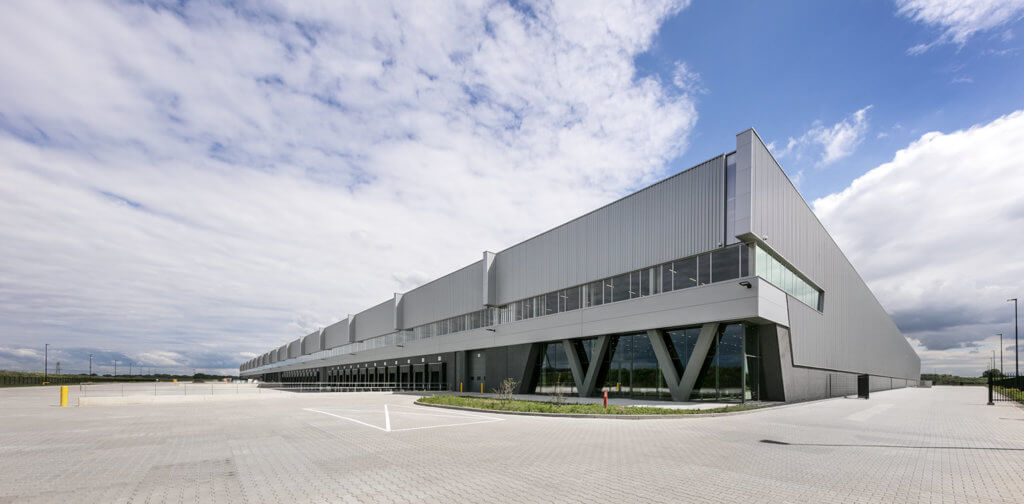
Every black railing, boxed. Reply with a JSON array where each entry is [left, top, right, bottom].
[[989, 375, 1023, 405]]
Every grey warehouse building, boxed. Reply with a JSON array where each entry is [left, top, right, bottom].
[[239, 129, 920, 403]]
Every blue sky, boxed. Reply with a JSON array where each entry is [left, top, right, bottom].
[[0, 0, 1022, 376]]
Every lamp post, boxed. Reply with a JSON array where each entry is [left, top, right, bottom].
[[114, 360, 117, 377], [997, 333, 1003, 376], [43, 343, 49, 384], [1009, 298, 1019, 377], [89, 353, 93, 376]]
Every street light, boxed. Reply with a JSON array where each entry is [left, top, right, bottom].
[[89, 353, 93, 376], [1009, 298, 1019, 378], [113, 360, 117, 377], [997, 334, 1003, 376], [44, 343, 49, 384]]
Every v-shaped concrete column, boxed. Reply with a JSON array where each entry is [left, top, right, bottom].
[[647, 323, 719, 401], [563, 335, 612, 397]]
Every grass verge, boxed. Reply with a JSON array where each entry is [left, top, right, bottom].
[[417, 395, 764, 415]]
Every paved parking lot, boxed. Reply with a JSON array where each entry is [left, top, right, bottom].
[[1, 385, 1022, 503]]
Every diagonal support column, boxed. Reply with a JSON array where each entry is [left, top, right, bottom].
[[579, 335, 612, 397], [562, 339, 586, 393], [647, 329, 687, 401], [678, 323, 719, 401]]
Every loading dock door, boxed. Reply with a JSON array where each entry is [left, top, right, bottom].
[[427, 362, 444, 391], [413, 364, 426, 390], [400, 365, 411, 389]]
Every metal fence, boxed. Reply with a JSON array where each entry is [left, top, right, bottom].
[[79, 382, 261, 397], [989, 375, 1024, 405], [260, 382, 450, 393]]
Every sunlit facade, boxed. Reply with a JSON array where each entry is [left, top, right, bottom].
[[240, 129, 920, 402]]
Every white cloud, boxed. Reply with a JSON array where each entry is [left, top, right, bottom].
[[813, 110, 1024, 373], [0, 0, 697, 373], [671, 61, 707, 95], [896, 0, 1024, 54], [777, 105, 873, 166]]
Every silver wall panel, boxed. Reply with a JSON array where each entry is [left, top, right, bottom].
[[493, 156, 725, 305], [741, 130, 920, 379], [287, 339, 301, 359], [353, 298, 395, 341], [399, 260, 483, 328], [301, 331, 320, 355], [323, 319, 349, 349]]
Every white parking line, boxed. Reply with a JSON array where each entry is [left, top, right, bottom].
[[304, 405, 505, 433], [304, 408, 388, 431]]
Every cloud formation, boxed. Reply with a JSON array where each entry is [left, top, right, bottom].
[[813, 111, 1024, 372], [0, 1, 696, 374], [777, 106, 873, 166], [896, 0, 1024, 54]]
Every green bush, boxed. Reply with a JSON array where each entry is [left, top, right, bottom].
[[417, 395, 762, 415]]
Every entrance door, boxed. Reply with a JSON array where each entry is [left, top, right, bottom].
[[469, 351, 486, 393]]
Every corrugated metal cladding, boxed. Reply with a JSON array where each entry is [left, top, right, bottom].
[[353, 298, 395, 341], [287, 339, 301, 359], [493, 156, 726, 305], [399, 260, 483, 328], [301, 331, 321, 355], [743, 130, 920, 379], [322, 319, 349, 349], [277, 345, 287, 362]]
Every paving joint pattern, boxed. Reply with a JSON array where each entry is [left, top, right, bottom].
[[0, 385, 1022, 503]]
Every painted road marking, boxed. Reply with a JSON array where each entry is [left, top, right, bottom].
[[304, 405, 504, 433]]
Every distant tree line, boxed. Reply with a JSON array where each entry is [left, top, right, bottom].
[[0, 369, 238, 387]]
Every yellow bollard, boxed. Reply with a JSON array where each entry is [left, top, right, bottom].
[[480, 382, 483, 394], [616, 382, 620, 392], [59, 386, 68, 407], [459, 382, 463, 393]]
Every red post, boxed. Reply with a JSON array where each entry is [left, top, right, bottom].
[[603, 390, 608, 408]]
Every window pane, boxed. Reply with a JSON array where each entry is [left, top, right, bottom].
[[661, 263, 673, 292], [629, 271, 640, 299], [611, 274, 630, 302], [588, 281, 604, 306], [698, 254, 711, 285], [711, 246, 740, 283], [740, 244, 749, 277], [649, 267, 661, 295], [632, 334, 669, 399], [674, 257, 697, 290], [545, 292, 558, 316], [564, 286, 580, 311], [603, 335, 632, 397]]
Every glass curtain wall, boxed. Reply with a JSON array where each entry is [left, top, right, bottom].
[[754, 245, 821, 310], [601, 333, 670, 400], [534, 343, 577, 395], [689, 323, 756, 402]]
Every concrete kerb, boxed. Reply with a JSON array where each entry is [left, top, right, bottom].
[[413, 398, 777, 420]]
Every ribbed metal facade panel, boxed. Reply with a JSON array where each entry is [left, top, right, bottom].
[[287, 339, 301, 359], [353, 298, 395, 341], [400, 260, 483, 328], [744, 130, 920, 379], [493, 156, 725, 305], [301, 331, 320, 355], [323, 319, 349, 349]]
